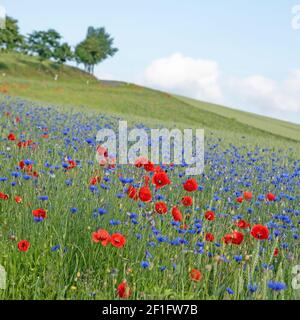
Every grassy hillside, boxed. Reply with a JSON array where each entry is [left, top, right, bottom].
[[176, 95, 300, 143], [1, 52, 300, 144]]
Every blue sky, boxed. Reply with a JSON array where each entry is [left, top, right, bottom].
[[1, 0, 300, 123]]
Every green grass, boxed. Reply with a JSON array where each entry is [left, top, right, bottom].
[[0, 53, 299, 300], [176, 95, 300, 143], [1, 52, 300, 145]]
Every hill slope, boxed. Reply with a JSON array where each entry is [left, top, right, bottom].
[[1, 53, 300, 143], [176, 95, 300, 143]]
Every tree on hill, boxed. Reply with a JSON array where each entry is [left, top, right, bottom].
[[0, 16, 24, 51], [26, 29, 62, 62], [54, 42, 73, 64], [75, 27, 118, 74]]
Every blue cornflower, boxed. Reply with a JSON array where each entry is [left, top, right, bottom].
[[267, 281, 286, 291], [234, 255, 243, 263], [226, 287, 234, 295], [248, 284, 258, 293], [38, 195, 48, 201], [51, 245, 61, 252], [141, 261, 150, 269]]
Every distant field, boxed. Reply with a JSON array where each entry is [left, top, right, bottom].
[[1, 53, 300, 146], [176, 95, 300, 142]]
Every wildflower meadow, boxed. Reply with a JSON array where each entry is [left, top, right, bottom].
[[0, 96, 299, 300]]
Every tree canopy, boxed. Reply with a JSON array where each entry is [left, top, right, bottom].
[[0, 16, 23, 51], [0, 16, 118, 72], [27, 29, 62, 61], [75, 27, 118, 74]]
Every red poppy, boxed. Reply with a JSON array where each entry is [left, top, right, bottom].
[[235, 219, 250, 229], [92, 229, 111, 246], [117, 280, 131, 299], [243, 191, 253, 200], [18, 240, 30, 252], [32, 208, 47, 219], [274, 248, 279, 257], [172, 206, 183, 222], [8, 133, 16, 141], [183, 178, 198, 192], [32, 171, 39, 178], [144, 161, 155, 172], [204, 210, 215, 221], [96, 145, 108, 158], [181, 196, 193, 207], [152, 171, 171, 189], [0, 192, 9, 200], [250, 224, 269, 240], [155, 202, 168, 214], [205, 233, 215, 242], [19, 160, 34, 174], [190, 269, 202, 282], [67, 160, 77, 170], [127, 185, 138, 200], [111, 233, 126, 248], [19, 160, 26, 170], [231, 231, 244, 245], [134, 156, 148, 168], [223, 231, 244, 245], [14, 196, 22, 204], [266, 193, 276, 202], [89, 176, 101, 185], [139, 186, 152, 202], [236, 197, 243, 203], [17, 140, 34, 148], [223, 233, 233, 244]]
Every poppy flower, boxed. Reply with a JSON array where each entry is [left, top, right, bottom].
[[250, 224, 269, 240], [14, 196, 23, 204], [144, 161, 155, 172], [139, 186, 152, 202], [235, 219, 250, 229], [8, 133, 16, 141], [172, 206, 183, 222], [111, 233, 126, 248], [190, 269, 202, 282], [155, 201, 168, 214], [274, 248, 279, 257], [236, 197, 243, 203], [92, 229, 111, 246], [117, 280, 131, 299], [89, 176, 101, 185], [205, 233, 215, 242], [181, 196, 193, 207], [231, 231, 244, 245], [127, 185, 138, 200], [96, 145, 108, 158], [243, 191, 253, 200], [183, 178, 198, 192], [134, 156, 148, 168], [204, 210, 215, 221], [266, 193, 276, 202], [0, 192, 9, 200], [152, 171, 171, 189], [32, 208, 47, 219], [67, 160, 77, 170], [223, 233, 233, 245], [18, 240, 30, 252], [223, 231, 244, 245]]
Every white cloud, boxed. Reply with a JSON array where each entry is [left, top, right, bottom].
[[141, 53, 300, 122], [143, 53, 222, 102], [228, 72, 300, 114]]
